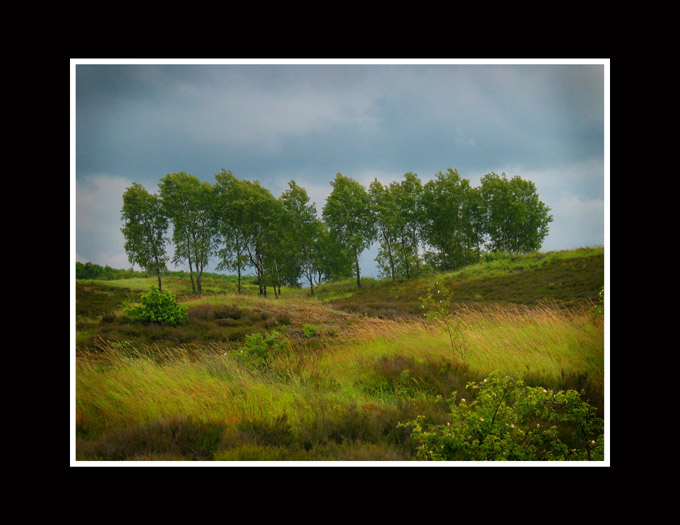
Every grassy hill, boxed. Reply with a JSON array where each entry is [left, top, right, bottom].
[[73, 247, 606, 462], [321, 247, 604, 318]]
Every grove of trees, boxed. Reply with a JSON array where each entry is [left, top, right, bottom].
[[120, 169, 553, 296]]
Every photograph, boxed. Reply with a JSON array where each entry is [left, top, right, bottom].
[[71, 58, 608, 466]]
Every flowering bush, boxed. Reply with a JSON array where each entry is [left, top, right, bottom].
[[403, 373, 604, 461], [124, 286, 188, 326], [593, 286, 605, 319]]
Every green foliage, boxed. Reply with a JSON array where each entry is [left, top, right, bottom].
[[124, 286, 188, 326], [120, 182, 169, 288], [76, 261, 144, 280], [116, 167, 554, 301], [302, 323, 318, 338], [281, 180, 323, 292], [420, 169, 478, 271], [159, 172, 217, 295], [403, 373, 604, 461], [322, 173, 377, 287], [235, 329, 288, 370], [480, 172, 553, 254]]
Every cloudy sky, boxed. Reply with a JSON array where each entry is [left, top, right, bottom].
[[72, 59, 608, 278]]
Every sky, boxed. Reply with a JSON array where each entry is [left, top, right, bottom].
[[72, 59, 608, 279]]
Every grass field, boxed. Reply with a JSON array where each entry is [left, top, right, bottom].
[[73, 247, 606, 463]]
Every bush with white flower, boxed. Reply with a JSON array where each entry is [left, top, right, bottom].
[[402, 373, 604, 461]]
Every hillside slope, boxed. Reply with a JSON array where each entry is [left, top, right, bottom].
[[324, 247, 604, 318], [75, 247, 604, 349]]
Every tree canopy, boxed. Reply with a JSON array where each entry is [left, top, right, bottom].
[[322, 173, 377, 288], [120, 168, 552, 295], [120, 182, 169, 291]]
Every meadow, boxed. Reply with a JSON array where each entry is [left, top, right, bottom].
[[73, 247, 606, 463]]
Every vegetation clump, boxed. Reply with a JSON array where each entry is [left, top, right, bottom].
[[403, 373, 604, 461], [124, 286, 188, 326], [234, 329, 288, 370]]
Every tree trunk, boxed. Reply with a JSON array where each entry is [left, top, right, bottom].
[[237, 265, 242, 295], [355, 250, 361, 288], [188, 259, 196, 294], [154, 255, 163, 292], [273, 260, 281, 298], [388, 245, 395, 281], [382, 231, 396, 280], [402, 238, 410, 279], [308, 268, 315, 296]]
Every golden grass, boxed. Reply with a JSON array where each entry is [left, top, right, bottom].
[[311, 303, 604, 384], [75, 301, 604, 455]]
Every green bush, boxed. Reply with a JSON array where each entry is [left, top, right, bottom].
[[403, 373, 604, 461], [235, 329, 288, 370], [124, 286, 188, 326], [302, 323, 318, 338]]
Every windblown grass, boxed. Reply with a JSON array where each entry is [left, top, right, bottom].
[[75, 301, 604, 461]]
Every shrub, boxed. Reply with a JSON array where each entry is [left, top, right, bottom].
[[234, 329, 288, 370], [124, 286, 188, 326], [302, 323, 318, 338], [403, 373, 604, 461], [593, 286, 605, 319]]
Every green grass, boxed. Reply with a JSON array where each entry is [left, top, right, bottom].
[[74, 247, 606, 462], [325, 247, 604, 317], [75, 306, 604, 461]]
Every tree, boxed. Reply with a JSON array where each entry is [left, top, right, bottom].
[[281, 180, 321, 295], [311, 222, 354, 285], [392, 172, 424, 279], [461, 185, 486, 264], [121, 182, 169, 291], [213, 170, 250, 294], [479, 172, 553, 254], [419, 169, 474, 271], [238, 179, 282, 296], [261, 200, 295, 297], [369, 179, 401, 281], [159, 172, 216, 295], [322, 173, 376, 288]]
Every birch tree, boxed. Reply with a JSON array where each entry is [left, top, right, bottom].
[[121, 182, 169, 291]]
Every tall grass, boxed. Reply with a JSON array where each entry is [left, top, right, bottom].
[[75, 301, 604, 461]]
